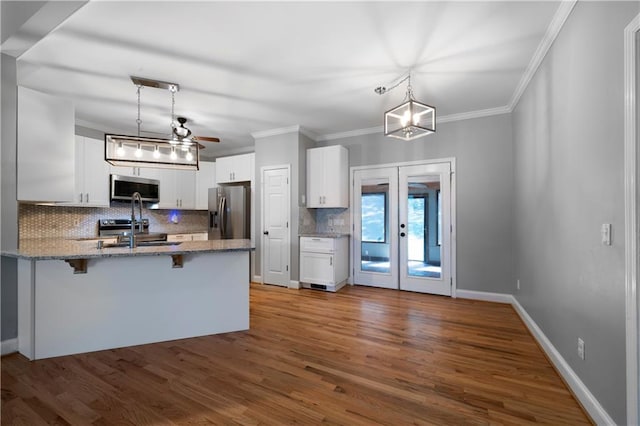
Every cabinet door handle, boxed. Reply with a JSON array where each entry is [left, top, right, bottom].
[[176, 199, 179, 207], [86, 193, 89, 203], [79, 193, 83, 203], [319, 196, 322, 204], [180, 199, 182, 207], [330, 256, 333, 266]]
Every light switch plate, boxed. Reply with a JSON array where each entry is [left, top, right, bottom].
[[601, 223, 612, 245]]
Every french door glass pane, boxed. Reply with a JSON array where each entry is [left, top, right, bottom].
[[360, 179, 390, 274], [406, 175, 441, 278]]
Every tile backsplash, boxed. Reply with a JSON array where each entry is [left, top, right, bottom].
[[19, 203, 208, 239], [300, 208, 350, 234]]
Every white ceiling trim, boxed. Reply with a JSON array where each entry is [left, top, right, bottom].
[[508, 0, 577, 110], [437, 106, 511, 124], [251, 125, 300, 140], [316, 106, 512, 142]]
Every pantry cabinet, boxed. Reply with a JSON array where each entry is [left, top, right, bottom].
[[216, 153, 254, 183], [306, 145, 348, 208]]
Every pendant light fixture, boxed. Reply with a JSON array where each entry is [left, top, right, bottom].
[[375, 73, 435, 141], [104, 77, 200, 171]]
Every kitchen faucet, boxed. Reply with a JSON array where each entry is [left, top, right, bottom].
[[130, 191, 143, 248]]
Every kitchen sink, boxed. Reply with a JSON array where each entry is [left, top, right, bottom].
[[103, 241, 182, 248]]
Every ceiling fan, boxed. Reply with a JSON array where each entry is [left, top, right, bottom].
[[130, 76, 221, 147], [172, 116, 220, 144]]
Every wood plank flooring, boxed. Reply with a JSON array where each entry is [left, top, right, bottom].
[[2, 283, 591, 425]]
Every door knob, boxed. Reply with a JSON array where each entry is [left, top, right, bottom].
[[400, 232, 406, 237], [400, 224, 405, 228], [263, 231, 269, 235]]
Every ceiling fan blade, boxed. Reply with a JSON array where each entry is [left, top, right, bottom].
[[193, 136, 220, 143]]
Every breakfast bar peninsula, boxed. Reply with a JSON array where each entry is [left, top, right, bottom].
[[2, 239, 253, 360]]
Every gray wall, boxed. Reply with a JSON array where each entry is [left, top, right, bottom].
[[320, 113, 515, 293], [1, 53, 19, 341], [512, 2, 638, 424], [254, 131, 301, 282]]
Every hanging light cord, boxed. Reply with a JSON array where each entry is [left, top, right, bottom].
[[136, 85, 142, 137], [170, 84, 177, 136]]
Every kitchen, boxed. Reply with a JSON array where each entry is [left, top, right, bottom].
[[1, 1, 638, 424]]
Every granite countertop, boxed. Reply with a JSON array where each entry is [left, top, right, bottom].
[[2, 238, 254, 260], [299, 233, 350, 238]]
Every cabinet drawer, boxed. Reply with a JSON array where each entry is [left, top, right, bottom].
[[300, 237, 334, 252]]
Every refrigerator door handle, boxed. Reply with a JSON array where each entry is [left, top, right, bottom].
[[219, 196, 227, 238]]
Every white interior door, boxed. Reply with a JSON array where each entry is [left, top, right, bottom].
[[398, 163, 451, 295], [353, 167, 398, 289], [352, 161, 453, 296], [262, 166, 290, 287]]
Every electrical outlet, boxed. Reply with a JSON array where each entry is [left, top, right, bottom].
[[517, 279, 520, 290], [578, 338, 585, 360], [601, 223, 612, 245]]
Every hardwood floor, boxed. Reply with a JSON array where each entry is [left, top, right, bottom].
[[2, 283, 591, 425]]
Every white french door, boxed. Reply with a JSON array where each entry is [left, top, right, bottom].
[[353, 161, 453, 296], [353, 167, 398, 289]]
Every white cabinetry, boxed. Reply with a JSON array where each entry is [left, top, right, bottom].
[[195, 162, 216, 210], [67, 136, 110, 206], [17, 87, 75, 202], [306, 145, 348, 208], [216, 153, 254, 183], [157, 169, 195, 209], [299, 236, 349, 292], [167, 232, 208, 242]]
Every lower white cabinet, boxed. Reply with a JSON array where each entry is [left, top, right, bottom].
[[299, 236, 349, 292], [167, 232, 208, 242]]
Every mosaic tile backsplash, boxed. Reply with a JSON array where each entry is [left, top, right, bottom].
[[299, 208, 350, 235], [19, 203, 208, 239]]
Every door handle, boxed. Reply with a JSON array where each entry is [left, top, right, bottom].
[[400, 232, 406, 237], [263, 231, 269, 235]]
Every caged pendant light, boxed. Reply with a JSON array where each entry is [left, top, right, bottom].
[[375, 73, 435, 141]]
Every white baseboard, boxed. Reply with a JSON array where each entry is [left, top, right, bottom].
[[457, 289, 613, 424], [1, 338, 18, 356], [252, 275, 262, 283], [456, 289, 514, 304], [511, 298, 615, 425], [288, 280, 300, 289]]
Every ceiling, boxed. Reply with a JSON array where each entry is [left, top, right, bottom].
[[15, 1, 562, 157]]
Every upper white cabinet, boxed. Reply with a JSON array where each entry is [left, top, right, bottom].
[[156, 169, 195, 210], [68, 136, 110, 207], [306, 145, 348, 208], [17, 87, 75, 202], [195, 161, 216, 210], [216, 153, 254, 184]]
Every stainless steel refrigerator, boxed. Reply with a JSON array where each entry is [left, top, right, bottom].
[[208, 185, 250, 240]]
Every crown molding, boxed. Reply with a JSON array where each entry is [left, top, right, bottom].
[[508, 0, 577, 110], [317, 106, 511, 142], [437, 106, 511, 124], [317, 126, 382, 142], [251, 125, 300, 139]]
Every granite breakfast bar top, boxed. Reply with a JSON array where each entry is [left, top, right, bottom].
[[2, 238, 254, 260]]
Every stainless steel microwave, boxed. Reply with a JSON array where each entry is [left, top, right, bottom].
[[110, 174, 160, 203]]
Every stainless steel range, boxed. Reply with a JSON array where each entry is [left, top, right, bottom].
[[98, 218, 168, 242]]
